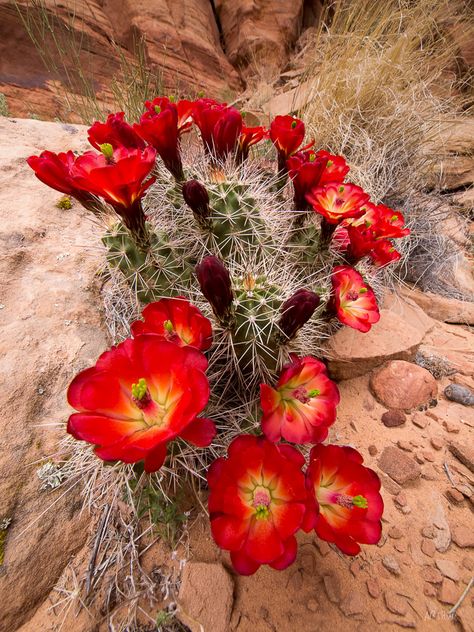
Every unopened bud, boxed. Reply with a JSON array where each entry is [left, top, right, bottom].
[[182, 180, 210, 226], [196, 256, 234, 324], [279, 289, 320, 340]]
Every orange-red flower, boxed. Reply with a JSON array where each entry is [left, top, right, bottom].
[[87, 112, 145, 150], [260, 355, 339, 444], [315, 150, 350, 185], [237, 125, 267, 162], [330, 265, 380, 332], [269, 115, 307, 165], [303, 444, 384, 555], [144, 97, 194, 136], [131, 297, 212, 351], [134, 102, 184, 179], [192, 98, 243, 162], [67, 336, 215, 473], [306, 183, 369, 224], [287, 150, 328, 211], [208, 435, 308, 575]]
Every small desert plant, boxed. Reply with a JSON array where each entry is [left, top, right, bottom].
[[0, 93, 9, 117]]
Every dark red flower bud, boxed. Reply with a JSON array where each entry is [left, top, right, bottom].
[[270, 115, 312, 172], [196, 256, 234, 324], [182, 180, 210, 227], [279, 289, 320, 340], [192, 99, 243, 162]]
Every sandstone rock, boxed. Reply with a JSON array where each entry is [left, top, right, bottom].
[[378, 447, 421, 485], [326, 299, 433, 380], [449, 442, 474, 473], [340, 590, 364, 616], [382, 410, 406, 427], [177, 562, 234, 632], [437, 578, 459, 605], [0, 118, 106, 630], [382, 555, 401, 576], [431, 438, 444, 451], [421, 566, 443, 584], [370, 361, 438, 410], [435, 559, 460, 582], [384, 592, 408, 616], [421, 540, 436, 558], [429, 495, 451, 553], [401, 287, 474, 325], [388, 526, 403, 540], [323, 573, 341, 604], [366, 577, 381, 599], [306, 598, 319, 612], [446, 488, 464, 505], [368, 444, 378, 456], [444, 383, 474, 406], [452, 526, 474, 549]]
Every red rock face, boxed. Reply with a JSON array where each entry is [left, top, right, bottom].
[[0, 0, 242, 121]]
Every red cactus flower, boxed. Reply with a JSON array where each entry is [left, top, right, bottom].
[[287, 150, 328, 210], [131, 297, 212, 351], [134, 102, 183, 179], [26, 150, 97, 209], [260, 355, 340, 444], [67, 336, 215, 473], [372, 204, 410, 240], [369, 240, 401, 267], [303, 444, 384, 555], [144, 97, 194, 136], [87, 112, 145, 151], [192, 98, 243, 162], [208, 435, 308, 575], [330, 265, 380, 332], [71, 145, 156, 237], [315, 150, 350, 186], [237, 125, 267, 162], [270, 116, 309, 171], [306, 183, 369, 224]]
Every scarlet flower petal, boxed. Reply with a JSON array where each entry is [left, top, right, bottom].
[[211, 515, 249, 551], [179, 416, 216, 447], [144, 442, 168, 473], [268, 535, 298, 571], [230, 549, 261, 576], [67, 413, 144, 444], [330, 265, 380, 333]]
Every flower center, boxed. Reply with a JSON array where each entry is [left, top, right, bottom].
[[131, 377, 152, 408], [252, 487, 271, 520], [100, 143, 114, 162], [292, 387, 320, 403], [346, 290, 359, 301]]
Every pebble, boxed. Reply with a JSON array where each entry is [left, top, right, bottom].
[[449, 442, 474, 473], [421, 539, 436, 557], [444, 383, 474, 406], [388, 526, 403, 540], [421, 566, 443, 583], [382, 555, 401, 576], [394, 492, 408, 507], [366, 577, 381, 599], [446, 488, 464, 505], [323, 573, 341, 604], [382, 410, 406, 427], [421, 464, 438, 481], [378, 447, 421, 485], [435, 559, 460, 582], [412, 414, 428, 429], [452, 526, 474, 548], [422, 451, 436, 462], [415, 453, 425, 464], [443, 420, 460, 434], [455, 484, 472, 498], [306, 598, 319, 612], [394, 541, 407, 553], [423, 583, 437, 597], [462, 557, 473, 571], [340, 591, 364, 616], [384, 592, 408, 616], [430, 437, 443, 451], [437, 578, 459, 605], [422, 526, 435, 539], [368, 444, 378, 456], [397, 440, 412, 452], [349, 559, 361, 577]]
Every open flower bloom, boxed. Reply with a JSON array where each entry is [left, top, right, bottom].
[[306, 183, 369, 224], [144, 97, 194, 136], [87, 112, 145, 150], [208, 435, 309, 575], [67, 336, 215, 473], [27, 150, 97, 208], [71, 145, 156, 236], [270, 115, 308, 170], [192, 98, 242, 162], [287, 150, 328, 211], [369, 239, 401, 267], [131, 297, 212, 351], [260, 355, 340, 444], [134, 102, 183, 179], [315, 150, 350, 185], [303, 444, 384, 555], [237, 125, 267, 162], [330, 265, 380, 332]]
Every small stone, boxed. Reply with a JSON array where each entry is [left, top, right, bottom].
[[306, 598, 319, 612], [430, 438, 443, 451], [449, 442, 474, 473], [316, 541, 331, 556], [424, 583, 437, 597], [389, 526, 403, 540], [422, 451, 436, 462], [380, 473, 402, 495], [394, 541, 407, 553], [421, 566, 443, 583], [425, 410, 440, 422], [382, 555, 401, 576], [323, 573, 341, 604], [437, 578, 458, 605], [422, 526, 435, 539], [382, 410, 407, 427], [446, 488, 464, 505], [435, 559, 460, 582], [384, 591, 408, 616], [340, 590, 364, 616], [444, 383, 474, 406], [421, 539, 436, 557], [455, 484, 472, 498], [397, 440, 412, 452], [394, 492, 408, 507], [443, 420, 460, 433], [412, 414, 428, 429], [400, 506, 412, 515], [415, 453, 425, 464], [452, 526, 474, 548], [368, 444, 378, 456], [350, 559, 362, 577], [462, 557, 473, 571], [378, 447, 421, 486], [366, 578, 381, 599], [370, 361, 438, 410], [421, 464, 438, 481]]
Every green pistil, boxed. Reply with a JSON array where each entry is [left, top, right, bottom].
[[308, 388, 320, 398], [365, 220, 372, 228], [359, 288, 368, 294], [391, 214, 399, 222], [255, 505, 270, 520], [100, 143, 114, 160], [132, 377, 148, 401], [169, 95, 176, 103], [154, 105, 162, 114], [327, 160, 333, 167], [338, 185, 345, 193], [291, 120, 298, 129], [163, 319, 174, 333], [309, 153, 316, 162], [352, 495, 368, 509]]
